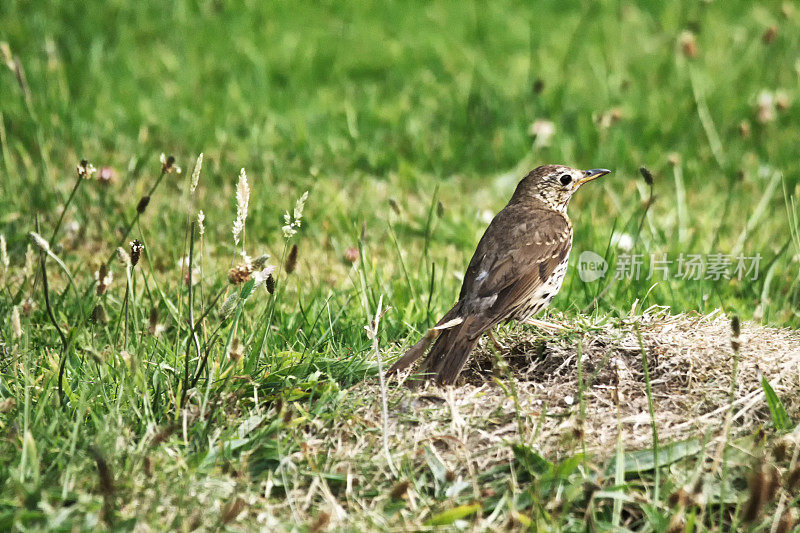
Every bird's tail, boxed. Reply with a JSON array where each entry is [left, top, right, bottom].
[[421, 317, 481, 385], [387, 305, 483, 385]]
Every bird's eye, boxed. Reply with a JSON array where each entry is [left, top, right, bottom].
[[559, 174, 572, 186]]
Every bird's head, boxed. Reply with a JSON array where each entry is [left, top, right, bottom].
[[512, 164, 611, 212]]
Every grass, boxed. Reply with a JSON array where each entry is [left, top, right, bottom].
[[1, 0, 800, 530]]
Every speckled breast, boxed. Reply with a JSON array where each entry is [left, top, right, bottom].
[[508, 254, 571, 322]]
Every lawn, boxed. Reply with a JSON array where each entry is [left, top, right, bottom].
[[1, 0, 799, 530]]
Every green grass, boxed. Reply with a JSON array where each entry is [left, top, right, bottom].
[[1, 0, 800, 530]]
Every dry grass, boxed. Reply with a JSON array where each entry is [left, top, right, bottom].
[[372, 309, 800, 452], [261, 312, 795, 522]]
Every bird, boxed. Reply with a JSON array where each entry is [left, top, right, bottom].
[[387, 165, 610, 385]]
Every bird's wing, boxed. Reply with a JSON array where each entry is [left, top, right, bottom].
[[459, 206, 571, 334]]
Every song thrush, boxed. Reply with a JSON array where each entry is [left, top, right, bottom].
[[388, 165, 610, 385]]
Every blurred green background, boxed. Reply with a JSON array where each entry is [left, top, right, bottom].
[[2, 1, 800, 529], [2, 0, 799, 325]]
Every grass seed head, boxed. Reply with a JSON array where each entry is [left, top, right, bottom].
[[252, 253, 270, 269], [232, 168, 250, 246], [219, 292, 239, 318], [639, 166, 654, 186], [190, 152, 203, 193], [0, 398, 15, 413], [265, 273, 275, 294], [29, 231, 50, 253], [136, 195, 150, 214], [196, 210, 205, 235], [147, 307, 163, 336], [285, 243, 298, 274], [129, 239, 143, 266], [228, 264, 252, 285], [743, 461, 779, 523], [95, 264, 112, 295], [229, 337, 243, 362], [21, 298, 35, 316], [77, 159, 97, 179], [116, 247, 131, 268], [88, 446, 115, 509], [22, 244, 34, 278], [0, 234, 8, 269], [11, 305, 22, 339], [762, 26, 778, 45], [91, 304, 107, 325], [160, 153, 175, 173]]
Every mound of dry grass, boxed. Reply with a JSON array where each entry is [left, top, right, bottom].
[[341, 309, 800, 484]]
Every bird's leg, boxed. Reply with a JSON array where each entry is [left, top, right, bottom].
[[487, 328, 505, 352], [524, 318, 565, 331]]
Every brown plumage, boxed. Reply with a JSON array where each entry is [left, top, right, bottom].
[[388, 164, 610, 385]]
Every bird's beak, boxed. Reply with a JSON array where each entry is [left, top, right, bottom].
[[577, 168, 611, 186]]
